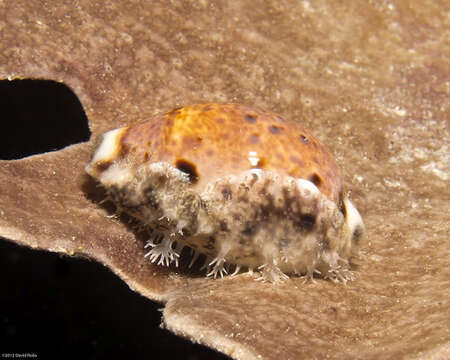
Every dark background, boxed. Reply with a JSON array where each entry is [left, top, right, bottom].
[[0, 80, 229, 360]]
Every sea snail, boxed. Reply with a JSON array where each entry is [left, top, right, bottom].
[[86, 103, 364, 282]]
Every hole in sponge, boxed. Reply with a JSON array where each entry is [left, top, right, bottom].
[[0, 79, 90, 159]]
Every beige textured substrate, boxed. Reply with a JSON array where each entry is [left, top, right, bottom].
[[1, 1, 449, 359]]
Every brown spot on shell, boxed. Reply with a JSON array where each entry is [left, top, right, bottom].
[[248, 134, 260, 144], [268, 125, 284, 134], [309, 173, 322, 187], [289, 155, 305, 167], [245, 114, 257, 123], [299, 134, 309, 144], [175, 158, 199, 184], [182, 135, 203, 150]]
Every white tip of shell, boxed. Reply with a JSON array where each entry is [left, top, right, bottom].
[[343, 198, 364, 238], [85, 127, 128, 178], [296, 178, 320, 196]]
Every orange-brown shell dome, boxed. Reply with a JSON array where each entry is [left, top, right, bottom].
[[118, 103, 343, 203]]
